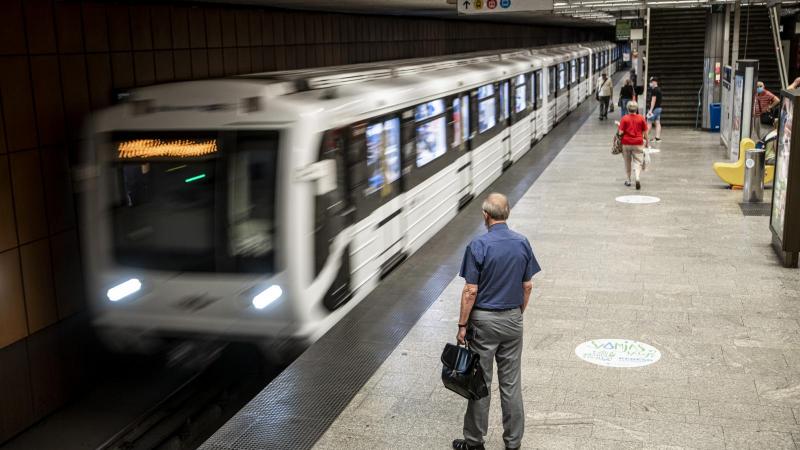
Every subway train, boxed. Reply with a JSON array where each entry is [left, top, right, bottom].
[[80, 41, 621, 357]]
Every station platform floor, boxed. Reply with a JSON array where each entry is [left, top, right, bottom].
[[202, 93, 800, 450], [313, 124, 800, 448]]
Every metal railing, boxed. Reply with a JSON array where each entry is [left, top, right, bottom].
[[695, 82, 704, 129], [767, 2, 788, 88]]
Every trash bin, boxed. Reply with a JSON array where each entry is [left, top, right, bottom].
[[709, 103, 721, 131], [743, 148, 766, 202]]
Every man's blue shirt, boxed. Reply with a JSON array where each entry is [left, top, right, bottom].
[[459, 223, 541, 309]]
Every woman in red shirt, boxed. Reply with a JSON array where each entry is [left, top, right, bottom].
[[616, 100, 649, 190]]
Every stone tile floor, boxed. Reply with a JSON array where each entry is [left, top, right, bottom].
[[314, 115, 800, 449]]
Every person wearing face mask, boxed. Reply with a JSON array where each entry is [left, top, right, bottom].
[[646, 77, 663, 143], [753, 81, 780, 140], [452, 192, 540, 450]]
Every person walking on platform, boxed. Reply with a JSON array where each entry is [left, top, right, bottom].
[[619, 78, 636, 118], [753, 81, 779, 140], [452, 193, 541, 450], [617, 100, 649, 190], [597, 73, 613, 120], [646, 77, 663, 143]]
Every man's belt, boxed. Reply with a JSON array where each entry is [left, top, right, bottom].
[[473, 306, 520, 312]]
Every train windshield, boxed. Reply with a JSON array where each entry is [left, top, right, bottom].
[[110, 131, 278, 273]]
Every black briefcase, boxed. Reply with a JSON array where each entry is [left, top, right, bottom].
[[440, 342, 489, 400]]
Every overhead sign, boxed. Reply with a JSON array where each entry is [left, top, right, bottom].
[[575, 339, 661, 368], [458, 0, 553, 14], [616, 20, 631, 40], [630, 18, 644, 41]]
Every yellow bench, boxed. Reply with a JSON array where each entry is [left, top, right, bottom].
[[713, 138, 775, 187]]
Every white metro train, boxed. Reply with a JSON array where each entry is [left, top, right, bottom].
[[81, 41, 621, 355]]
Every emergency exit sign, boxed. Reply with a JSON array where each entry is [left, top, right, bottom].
[[458, 0, 554, 14]]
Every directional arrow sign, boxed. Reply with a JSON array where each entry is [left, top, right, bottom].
[[458, 0, 553, 14]]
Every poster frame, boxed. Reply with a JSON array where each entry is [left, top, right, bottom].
[[770, 89, 800, 267]]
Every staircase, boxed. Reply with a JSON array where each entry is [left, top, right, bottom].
[[733, 6, 782, 92], [647, 8, 708, 127]]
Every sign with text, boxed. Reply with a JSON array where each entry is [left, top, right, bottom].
[[615, 20, 631, 40], [458, 0, 553, 14], [575, 339, 661, 368]]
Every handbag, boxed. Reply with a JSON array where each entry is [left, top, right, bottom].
[[643, 146, 652, 170], [441, 342, 489, 400], [760, 106, 777, 125], [611, 133, 623, 155]]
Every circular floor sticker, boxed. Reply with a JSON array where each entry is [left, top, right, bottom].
[[616, 195, 660, 204], [575, 339, 661, 368]]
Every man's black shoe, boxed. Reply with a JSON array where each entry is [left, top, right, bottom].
[[452, 439, 485, 450]]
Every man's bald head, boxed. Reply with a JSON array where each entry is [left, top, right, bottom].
[[482, 193, 510, 221]]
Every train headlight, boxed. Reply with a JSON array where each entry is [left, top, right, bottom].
[[252, 285, 282, 309], [107, 278, 142, 302]]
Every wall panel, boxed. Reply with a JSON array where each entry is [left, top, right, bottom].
[[0, 249, 27, 348], [20, 239, 58, 334], [25, 0, 57, 55]]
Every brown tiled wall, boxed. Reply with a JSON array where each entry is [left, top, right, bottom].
[[0, 0, 607, 442]]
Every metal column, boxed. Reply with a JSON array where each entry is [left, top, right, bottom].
[[732, 1, 741, 65], [642, 7, 650, 89]]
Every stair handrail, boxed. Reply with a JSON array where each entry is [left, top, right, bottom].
[[695, 82, 704, 130], [767, 3, 788, 88]]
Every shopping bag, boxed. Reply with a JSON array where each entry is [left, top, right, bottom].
[[611, 134, 623, 155], [643, 147, 653, 170], [441, 342, 489, 400]]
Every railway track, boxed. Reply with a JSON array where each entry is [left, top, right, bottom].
[[98, 344, 282, 450]]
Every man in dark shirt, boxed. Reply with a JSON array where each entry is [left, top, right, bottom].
[[647, 76, 663, 143], [452, 193, 541, 450]]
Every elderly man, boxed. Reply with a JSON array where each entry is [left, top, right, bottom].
[[452, 193, 541, 450], [753, 81, 780, 140]]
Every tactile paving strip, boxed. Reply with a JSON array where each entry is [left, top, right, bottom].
[[739, 202, 772, 216], [200, 77, 615, 450]]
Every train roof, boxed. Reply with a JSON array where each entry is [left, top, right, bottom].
[[91, 41, 607, 133]]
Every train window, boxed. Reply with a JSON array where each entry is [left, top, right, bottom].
[[415, 99, 445, 122], [111, 131, 278, 274], [548, 67, 556, 94], [537, 72, 543, 105], [478, 84, 494, 99], [558, 64, 566, 90], [529, 73, 536, 108], [461, 95, 470, 140], [500, 81, 509, 120], [477, 83, 497, 133], [580, 57, 586, 78], [366, 118, 401, 194], [570, 60, 576, 84], [452, 97, 462, 148], [416, 116, 447, 167], [514, 74, 527, 114], [479, 100, 496, 132]]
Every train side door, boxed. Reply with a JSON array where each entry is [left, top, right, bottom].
[[346, 116, 405, 290], [548, 65, 557, 126], [451, 95, 472, 207], [369, 116, 405, 278], [314, 129, 354, 310], [500, 79, 512, 169], [529, 71, 538, 143]]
